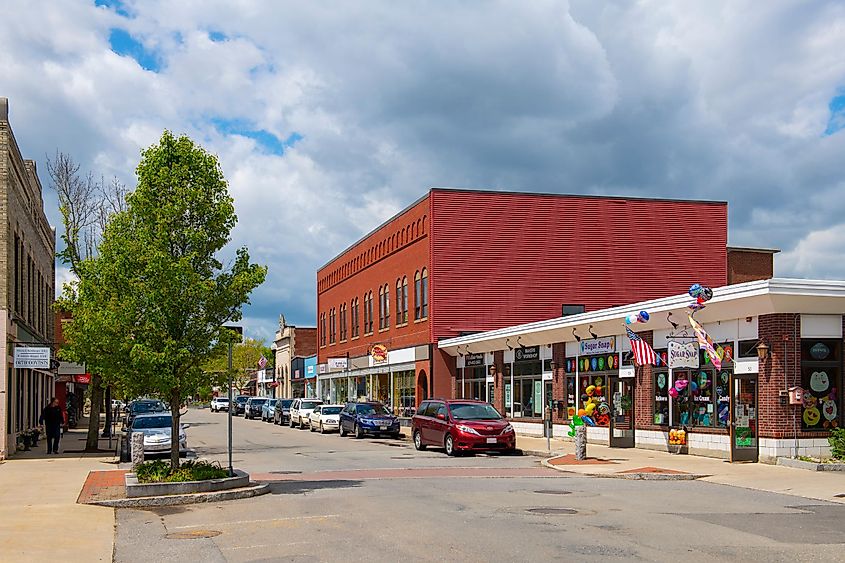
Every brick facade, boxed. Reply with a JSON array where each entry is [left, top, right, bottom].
[[727, 248, 776, 285]]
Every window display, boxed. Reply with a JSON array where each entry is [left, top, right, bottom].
[[653, 369, 669, 425], [801, 339, 841, 430]]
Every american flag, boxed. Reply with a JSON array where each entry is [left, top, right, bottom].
[[626, 326, 660, 366], [257, 355, 268, 370]]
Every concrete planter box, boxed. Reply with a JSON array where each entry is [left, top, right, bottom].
[[125, 469, 249, 498], [777, 457, 845, 472]]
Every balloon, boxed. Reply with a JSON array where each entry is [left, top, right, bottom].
[[689, 283, 702, 297], [598, 357, 605, 370], [638, 310, 650, 323], [586, 385, 596, 397], [625, 313, 639, 324], [688, 301, 705, 311], [675, 379, 688, 391], [697, 296, 705, 305], [585, 403, 596, 414], [581, 415, 596, 426], [668, 387, 679, 398], [577, 409, 587, 417], [690, 381, 698, 393], [591, 358, 598, 371], [702, 287, 713, 301]]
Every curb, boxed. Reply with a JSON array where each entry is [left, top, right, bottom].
[[522, 449, 568, 458], [540, 457, 709, 481], [89, 482, 269, 508], [777, 457, 845, 472]]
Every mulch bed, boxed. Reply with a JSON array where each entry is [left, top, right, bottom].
[[617, 466, 690, 475], [77, 470, 128, 504]]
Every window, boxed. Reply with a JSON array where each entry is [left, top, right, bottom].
[[339, 304, 347, 341], [801, 339, 841, 430], [378, 286, 384, 329], [383, 284, 390, 328], [413, 271, 421, 319], [401, 277, 408, 324], [364, 291, 374, 334], [395, 279, 402, 324], [653, 354, 669, 425], [351, 299, 359, 338], [329, 308, 336, 344], [420, 268, 428, 319], [320, 312, 326, 346]]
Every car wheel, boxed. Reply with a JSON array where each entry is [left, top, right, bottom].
[[413, 431, 426, 451], [300, 418, 306, 430], [340, 423, 347, 437], [310, 421, 316, 432], [355, 423, 364, 439], [289, 417, 296, 428], [445, 434, 456, 456], [319, 423, 325, 434]]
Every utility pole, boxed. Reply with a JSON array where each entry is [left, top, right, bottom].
[[227, 339, 234, 477]]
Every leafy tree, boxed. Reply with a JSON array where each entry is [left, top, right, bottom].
[[59, 131, 266, 468], [203, 338, 273, 393]]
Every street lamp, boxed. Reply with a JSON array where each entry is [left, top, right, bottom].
[[224, 326, 243, 477]]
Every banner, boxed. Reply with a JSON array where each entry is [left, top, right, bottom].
[[328, 357, 348, 369], [668, 341, 700, 369]]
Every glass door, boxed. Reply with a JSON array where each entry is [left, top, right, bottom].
[[609, 377, 635, 448], [730, 373, 758, 462]]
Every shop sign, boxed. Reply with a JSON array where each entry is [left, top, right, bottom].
[[73, 374, 91, 384], [371, 344, 389, 364], [14, 346, 51, 369], [810, 342, 830, 360], [317, 364, 327, 374], [619, 365, 635, 379], [514, 346, 540, 362], [579, 337, 616, 356], [328, 357, 348, 369], [294, 369, 301, 378], [668, 341, 699, 369], [465, 353, 485, 367], [307, 365, 316, 377]]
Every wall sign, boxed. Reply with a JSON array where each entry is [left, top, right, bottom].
[[328, 357, 348, 369], [579, 337, 616, 356], [465, 353, 485, 367], [515, 346, 540, 362], [14, 346, 51, 369], [668, 341, 700, 369], [371, 344, 388, 364]]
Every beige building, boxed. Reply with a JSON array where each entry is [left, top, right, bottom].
[[0, 98, 57, 459], [273, 314, 317, 398]]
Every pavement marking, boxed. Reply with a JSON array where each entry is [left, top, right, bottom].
[[171, 514, 341, 529], [221, 541, 312, 551]]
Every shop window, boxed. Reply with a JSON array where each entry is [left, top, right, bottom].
[[459, 366, 486, 400], [801, 339, 841, 430], [653, 368, 669, 425]]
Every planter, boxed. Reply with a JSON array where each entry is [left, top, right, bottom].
[[777, 457, 845, 472], [125, 469, 250, 498]]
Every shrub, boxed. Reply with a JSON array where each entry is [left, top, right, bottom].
[[134, 459, 229, 483], [829, 428, 845, 461]]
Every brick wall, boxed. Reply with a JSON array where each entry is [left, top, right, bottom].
[[757, 313, 803, 439], [727, 249, 775, 284], [634, 331, 656, 429], [293, 327, 317, 357]]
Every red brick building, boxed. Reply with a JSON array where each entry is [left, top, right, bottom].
[[316, 188, 731, 415]]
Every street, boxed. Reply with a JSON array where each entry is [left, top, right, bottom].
[[113, 408, 845, 562]]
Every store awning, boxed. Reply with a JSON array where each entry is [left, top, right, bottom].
[[438, 278, 845, 355]]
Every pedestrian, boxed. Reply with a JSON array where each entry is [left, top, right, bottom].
[[39, 397, 63, 454]]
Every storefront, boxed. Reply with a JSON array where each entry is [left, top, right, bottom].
[[438, 278, 845, 463]]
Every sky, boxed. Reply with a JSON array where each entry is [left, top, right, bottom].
[[1, 0, 844, 342]]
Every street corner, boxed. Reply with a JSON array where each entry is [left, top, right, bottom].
[[77, 469, 128, 504]]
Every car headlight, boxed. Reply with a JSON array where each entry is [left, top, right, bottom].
[[456, 424, 480, 435], [502, 423, 515, 434]]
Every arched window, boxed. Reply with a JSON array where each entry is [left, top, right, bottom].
[[420, 269, 428, 319], [414, 271, 422, 320], [402, 276, 408, 324], [320, 312, 327, 347], [339, 303, 347, 341]]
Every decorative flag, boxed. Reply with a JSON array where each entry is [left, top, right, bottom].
[[687, 314, 722, 370], [626, 326, 660, 366], [258, 354, 268, 370]]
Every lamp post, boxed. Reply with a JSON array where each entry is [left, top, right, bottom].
[[225, 326, 243, 478]]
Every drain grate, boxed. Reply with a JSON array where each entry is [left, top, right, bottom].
[[526, 507, 578, 515], [534, 490, 572, 495], [165, 530, 221, 540]]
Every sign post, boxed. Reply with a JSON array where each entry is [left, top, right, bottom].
[[225, 326, 243, 477]]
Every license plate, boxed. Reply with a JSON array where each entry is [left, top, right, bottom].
[[486, 438, 497, 444], [379, 424, 389, 429]]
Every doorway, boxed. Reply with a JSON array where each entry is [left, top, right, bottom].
[[609, 376, 635, 448], [730, 373, 758, 462]]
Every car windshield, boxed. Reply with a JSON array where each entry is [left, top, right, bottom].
[[132, 416, 172, 429], [235, 397, 249, 404], [301, 400, 321, 409], [252, 399, 268, 405], [267, 400, 277, 406], [449, 403, 503, 421], [132, 401, 164, 413], [322, 406, 342, 415], [280, 400, 293, 408], [216, 397, 229, 402], [358, 404, 391, 416]]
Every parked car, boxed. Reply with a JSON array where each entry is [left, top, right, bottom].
[[412, 399, 515, 456], [245, 397, 268, 419], [124, 412, 187, 459], [309, 404, 343, 433], [261, 399, 278, 422], [273, 399, 294, 425], [210, 396, 230, 412], [125, 399, 166, 427], [289, 398, 323, 429], [339, 401, 401, 439], [233, 395, 250, 415]]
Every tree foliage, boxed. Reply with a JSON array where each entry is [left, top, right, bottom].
[[58, 131, 267, 467], [203, 337, 273, 393]]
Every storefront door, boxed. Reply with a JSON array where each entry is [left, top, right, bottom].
[[730, 373, 758, 462], [609, 377, 635, 448]]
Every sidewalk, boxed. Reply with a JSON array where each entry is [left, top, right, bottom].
[[0, 419, 117, 562], [517, 434, 845, 504]]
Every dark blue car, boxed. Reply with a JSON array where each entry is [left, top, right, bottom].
[[339, 402, 401, 439]]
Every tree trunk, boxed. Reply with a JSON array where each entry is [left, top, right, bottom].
[[86, 374, 104, 451], [170, 389, 181, 470]]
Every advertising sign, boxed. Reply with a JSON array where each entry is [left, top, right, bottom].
[[371, 344, 389, 364], [579, 337, 616, 356], [465, 353, 485, 367], [14, 346, 51, 369], [514, 346, 540, 362], [328, 357, 348, 369], [668, 341, 700, 369]]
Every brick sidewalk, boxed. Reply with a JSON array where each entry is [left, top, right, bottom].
[[77, 469, 128, 504]]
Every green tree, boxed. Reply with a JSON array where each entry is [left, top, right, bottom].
[[59, 131, 266, 468], [203, 338, 273, 393]]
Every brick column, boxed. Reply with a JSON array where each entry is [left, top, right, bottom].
[[493, 351, 505, 414], [757, 313, 800, 439], [635, 330, 655, 429], [552, 342, 566, 424]]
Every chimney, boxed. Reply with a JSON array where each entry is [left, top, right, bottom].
[[0, 97, 7, 121]]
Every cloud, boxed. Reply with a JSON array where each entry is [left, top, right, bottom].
[[2, 0, 845, 339]]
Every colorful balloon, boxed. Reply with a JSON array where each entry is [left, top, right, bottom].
[[625, 313, 639, 324], [668, 387, 679, 398], [689, 283, 702, 297], [702, 287, 713, 301], [637, 310, 650, 323]]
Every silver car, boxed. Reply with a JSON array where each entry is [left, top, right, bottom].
[[127, 413, 187, 458]]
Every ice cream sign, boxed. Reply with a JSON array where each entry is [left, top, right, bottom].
[[668, 341, 700, 369]]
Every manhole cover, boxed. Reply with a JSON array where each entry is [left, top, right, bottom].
[[165, 530, 221, 540], [534, 490, 571, 495], [526, 507, 578, 515], [268, 470, 303, 475]]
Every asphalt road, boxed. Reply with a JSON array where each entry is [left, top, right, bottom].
[[114, 407, 845, 563]]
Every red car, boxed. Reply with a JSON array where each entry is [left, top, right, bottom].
[[412, 399, 516, 456]]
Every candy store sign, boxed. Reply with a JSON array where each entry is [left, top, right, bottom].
[[579, 336, 616, 356], [668, 341, 699, 369]]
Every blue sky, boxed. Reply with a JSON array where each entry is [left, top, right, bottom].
[[2, 0, 845, 341]]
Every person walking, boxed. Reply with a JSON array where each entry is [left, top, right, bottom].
[[39, 397, 63, 454]]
